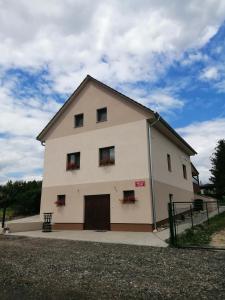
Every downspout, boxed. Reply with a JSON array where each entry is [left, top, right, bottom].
[[147, 115, 161, 232]]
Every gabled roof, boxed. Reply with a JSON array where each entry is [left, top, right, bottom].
[[153, 113, 197, 155], [36, 75, 197, 155], [36, 75, 154, 141]]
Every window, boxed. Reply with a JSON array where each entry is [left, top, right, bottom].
[[56, 195, 65, 206], [97, 107, 107, 122], [99, 146, 115, 166], [167, 154, 172, 172], [183, 164, 187, 179], [123, 190, 135, 200], [123, 190, 136, 203], [67, 152, 80, 170], [74, 113, 84, 128]]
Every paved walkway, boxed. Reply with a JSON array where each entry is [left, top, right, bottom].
[[5, 215, 42, 233], [7, 207, 225, 247], [9, 230, 168, 247], [6, 215, 41, 224], [155, 206, 225, 241]]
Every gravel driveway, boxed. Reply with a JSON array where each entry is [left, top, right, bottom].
[[0, 235, 225, 300]]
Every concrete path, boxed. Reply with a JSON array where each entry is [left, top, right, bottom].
[[7, 215, 41, 223], [155, 206, 225, 242], [9, 230, 168, 247], [6, 215, 42, 233], [7, 207, 225, 246]]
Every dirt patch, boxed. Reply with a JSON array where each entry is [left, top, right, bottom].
[[0, 235, 225, 299], [211, 229, 225, 248]]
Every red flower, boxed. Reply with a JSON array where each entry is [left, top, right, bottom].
[[55, 200, 65, 206], [67, 162, 78, 170], [122, 196, 137, 204], [100, 158, 114, 166]]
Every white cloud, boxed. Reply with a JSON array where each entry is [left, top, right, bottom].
[[0, 136, 44, 182], [181, 52, 209, 66], [0, 81, 61, 137], [120, 86, 184, 113], [177, 119, 225, 183], [214, 79, 225, 92], [0, 0, 225, 93], [1, 0, 225, 183], [200, 66, 219, 80], [146, 92, 184, 112], [0, 78, 61, 184]]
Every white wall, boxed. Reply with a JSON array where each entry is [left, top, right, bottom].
[[150, 126, 194, 221], [43, 120, 150, 187], [151, 127, 193, 192]]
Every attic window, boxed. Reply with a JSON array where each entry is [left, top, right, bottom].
[[97, 107, 107, 122], [74, 113, 84, 128]]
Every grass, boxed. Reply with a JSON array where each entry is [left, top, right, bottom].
[[177, 211, 225, 247]]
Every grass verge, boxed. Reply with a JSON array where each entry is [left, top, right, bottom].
[[177, 211, 225, 247]]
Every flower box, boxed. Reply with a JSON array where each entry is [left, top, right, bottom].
[[55, 199, 65, 207], [67, 162, 78, 170], [99, 158, 115, 166], [121, 197, 137, 204]]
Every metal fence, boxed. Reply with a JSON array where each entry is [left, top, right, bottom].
[[168, 199, 225, 249]]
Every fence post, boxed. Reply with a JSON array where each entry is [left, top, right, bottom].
[[168, 202, 175, 246], [206, 202, 209, 225], [1, 206, 6, 229], [172, 202, 177, 245], [190, 204, 194, 229]]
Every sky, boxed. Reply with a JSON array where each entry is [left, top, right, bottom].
[[1, 0, 225, 184]]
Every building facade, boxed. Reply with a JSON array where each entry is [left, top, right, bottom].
[[37, 75, 196, 232]]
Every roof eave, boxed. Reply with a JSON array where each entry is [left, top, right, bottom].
[[36, 75, 92, 142], [36, 75, 197, 157], [152, 112, 197, 156], [36, 75, 154, 142]]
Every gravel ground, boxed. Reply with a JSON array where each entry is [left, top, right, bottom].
[[0, 235, 225, 300]]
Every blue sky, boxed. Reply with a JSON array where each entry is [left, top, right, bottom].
[[1, 0, 225, 183]]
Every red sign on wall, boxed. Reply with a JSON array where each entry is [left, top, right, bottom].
[[135, 180, 145, 187]]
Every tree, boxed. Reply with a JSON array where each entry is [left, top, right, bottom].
[[11, 181, 42, 215], [0, 180, 42, 228], [210, 139, 225, 198], [0, 181, 18, 228]]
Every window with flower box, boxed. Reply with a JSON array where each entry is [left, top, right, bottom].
[[55, 195, 65, 206], [66, 152, 80, 170], [99, 146, 115, 166], [122, 190, 136, 203]]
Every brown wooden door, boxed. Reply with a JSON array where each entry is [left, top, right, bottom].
[[84, 194, 110, 230]]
